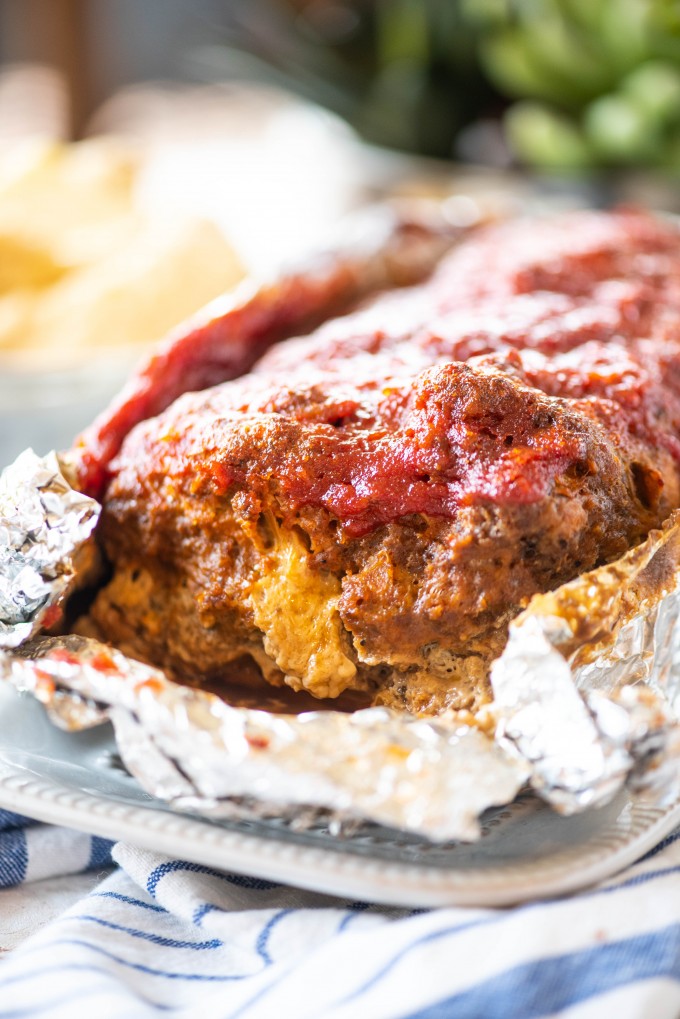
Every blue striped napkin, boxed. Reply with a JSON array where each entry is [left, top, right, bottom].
[[0, 809, 112, 889], [0, 816, 678, 1018]]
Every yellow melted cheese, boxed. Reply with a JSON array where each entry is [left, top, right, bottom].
[[248, 526, 357, 699]]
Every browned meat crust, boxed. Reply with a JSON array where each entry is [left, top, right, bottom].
[[87, 208, 680, 715], [72, 208, 463, 499], [90, 357, 677, 713]]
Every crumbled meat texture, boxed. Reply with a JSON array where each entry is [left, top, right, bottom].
[[89, 209, 680, 715]]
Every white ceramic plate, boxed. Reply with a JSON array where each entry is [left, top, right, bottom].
[[0, 684, 678, 908]]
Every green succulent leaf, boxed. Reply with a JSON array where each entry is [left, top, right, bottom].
[[505, 101, 593, 169], [584, 92, 664, 163]]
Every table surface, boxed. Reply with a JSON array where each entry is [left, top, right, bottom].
[[0, 871, 111, 954]]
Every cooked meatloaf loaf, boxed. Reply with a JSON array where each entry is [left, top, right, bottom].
[[86, 208, 680, 715]]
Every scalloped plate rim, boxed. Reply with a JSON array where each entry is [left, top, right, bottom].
[[0, 743, 678, 908]]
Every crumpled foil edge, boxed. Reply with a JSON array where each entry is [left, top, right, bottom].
[[0, 632, 529, 842], [0, 449, 100, 648], [491, 513, 680, 812]]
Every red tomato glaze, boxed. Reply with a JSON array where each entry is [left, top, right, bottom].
[[112, 209, 680, 536]]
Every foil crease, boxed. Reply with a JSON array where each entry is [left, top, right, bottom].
[[492, 514, 680, 812], [0, 634, 529, 842], [0, 450, 100, 648]]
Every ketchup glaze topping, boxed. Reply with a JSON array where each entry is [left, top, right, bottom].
[[111, 209, 680, 536]]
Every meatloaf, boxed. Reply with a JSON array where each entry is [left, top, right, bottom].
[[86, 208, 680, 716]]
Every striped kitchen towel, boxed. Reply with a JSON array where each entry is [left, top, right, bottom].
[[0, 809, 113, 889], [0, 826, 678, 1018]]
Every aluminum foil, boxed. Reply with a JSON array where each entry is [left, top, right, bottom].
[[1, 633, 528, 841], [0, 450, 100, 648], [1, 448, 678, 840], [491, 515, 680, 812]]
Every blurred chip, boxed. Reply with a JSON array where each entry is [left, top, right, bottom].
[[0, 137, 244, 359]]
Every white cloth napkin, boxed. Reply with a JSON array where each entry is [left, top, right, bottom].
[[0, 816, 678, 1019]]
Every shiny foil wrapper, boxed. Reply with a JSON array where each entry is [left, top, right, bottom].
[[1, 450, 679, 841], [2, 633, 527, 841], [491, 516, 680, 812], [0, 450, 100, 649]]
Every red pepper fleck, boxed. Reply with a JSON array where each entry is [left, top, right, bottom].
[[246, 734, 270, 750], [136, 678, 165, 694], [90, 651, 116, 672], [47, 649, 80, 665], [41, 605, 62, 630], [33, 669, 55, 692]]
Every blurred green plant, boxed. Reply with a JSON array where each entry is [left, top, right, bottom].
[[204, 0, 680, 170], [199, 0, 497, 158], [464, 0, 680, 170]]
